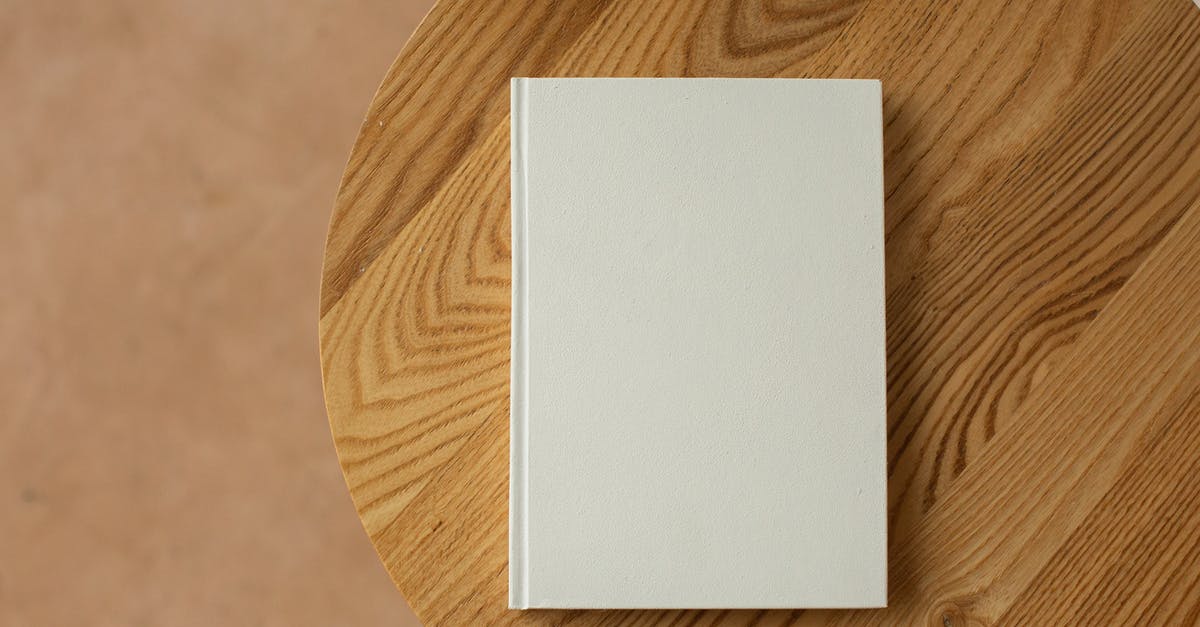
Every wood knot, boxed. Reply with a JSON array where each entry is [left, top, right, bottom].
[[931, 600, 973, 627]]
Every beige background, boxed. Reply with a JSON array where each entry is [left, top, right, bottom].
[[1, 1, 429, 624]]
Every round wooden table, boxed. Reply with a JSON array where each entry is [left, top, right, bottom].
[[320, 1, 1200, 624]]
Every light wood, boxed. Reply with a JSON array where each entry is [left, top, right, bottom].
[[319, 1, 1200, 624]]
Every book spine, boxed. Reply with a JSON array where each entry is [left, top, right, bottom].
[[509, 77, 530, 610]]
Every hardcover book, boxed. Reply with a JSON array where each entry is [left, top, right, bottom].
[[510, 78, 886, 609]]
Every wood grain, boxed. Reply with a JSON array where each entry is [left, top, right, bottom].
[[321, 0, 612, 315], [319, 0, 1200, 624]]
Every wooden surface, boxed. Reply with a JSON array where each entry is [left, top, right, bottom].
[[318, 0, 1200, 624]]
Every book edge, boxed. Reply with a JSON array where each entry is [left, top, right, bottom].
[[509, 76, 530, 610]]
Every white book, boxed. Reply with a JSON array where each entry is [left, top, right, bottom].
[[510, 78, 886, 610]]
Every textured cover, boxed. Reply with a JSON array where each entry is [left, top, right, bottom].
[[510, 78, 886, 609]]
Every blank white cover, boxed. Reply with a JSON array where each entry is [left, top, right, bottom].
[[511, 78, 886, 609]]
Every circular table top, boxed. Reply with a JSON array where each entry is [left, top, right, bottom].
[[319, 1, 1200, 624]]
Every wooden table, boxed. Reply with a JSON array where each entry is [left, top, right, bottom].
[[319, 1, 1200, 624]]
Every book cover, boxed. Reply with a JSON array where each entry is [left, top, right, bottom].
[[511, 78, 886, 609]]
